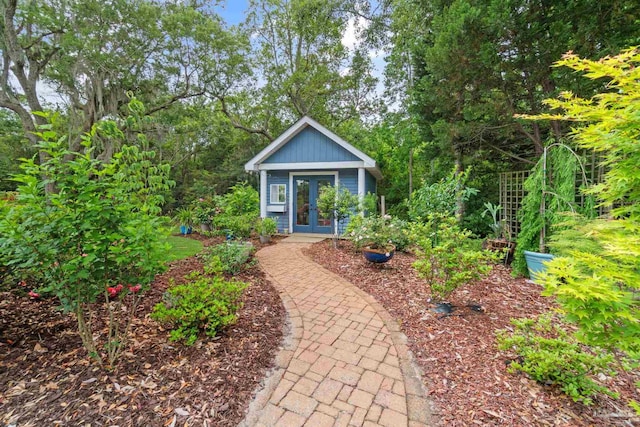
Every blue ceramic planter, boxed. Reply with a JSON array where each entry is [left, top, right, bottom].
[[363, 245, 395, 263], [180, 225, 193, 235], [524, 250, 554, 282]]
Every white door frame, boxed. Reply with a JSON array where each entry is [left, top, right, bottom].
[[289, 171, 339, 234]]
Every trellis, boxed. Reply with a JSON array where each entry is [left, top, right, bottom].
[[499, 152, 606, 239], [498, 170, 530, 239]]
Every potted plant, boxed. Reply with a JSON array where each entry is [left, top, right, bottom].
[[193, 201, 213, 232], [256, 217, 278, 244], [174, 207, 195, 235], [481, 202, 515, 263], [348, 215, 396, 263]]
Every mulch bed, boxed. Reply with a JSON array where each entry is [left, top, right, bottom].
[[0, 235, 286, 427], [305, 240, 640, 427]]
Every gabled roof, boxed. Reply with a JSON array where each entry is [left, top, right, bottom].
[[244, 116, 382, 179]]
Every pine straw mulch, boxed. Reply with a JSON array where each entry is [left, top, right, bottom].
[[305, 240, 640, 427], [0, 235, 286, 427]]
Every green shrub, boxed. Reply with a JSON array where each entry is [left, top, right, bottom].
[[151, 275, 247, 346], [519, 49, 640, 360], [213, 213, 255, 238], [316, 184, 359, 242], [408, 167, 477, 223], [413, 215, 496, 301], [497, 314, 618, 405], [191, 195, 222, 225], [0, 99, 173, 367], [202, 242, 255, 275], [211, 183, 259, 238], [256, 216, 278, 236]]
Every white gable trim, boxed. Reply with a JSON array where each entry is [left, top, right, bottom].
[[244, 116, 380, 176], [259, 161, 365, 171]]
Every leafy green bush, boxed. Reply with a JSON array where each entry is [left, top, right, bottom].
[[413, 215, 496, 301], [221, 182, 259, 216], [213, 213, 254, 238], [202, 242, 255, 275], [0, 99, 173, 367], [191, 195, 222, 225], [256, 216, 278, 236], [408, 167, 477, 223], [151, 275, 247, 345], [542, 217, 640, 358], [212, 183, 259, 238], [497, 314, 618, 405]]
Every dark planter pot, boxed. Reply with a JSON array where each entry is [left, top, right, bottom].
[[362, 245, 396, 263], [524, 250, 554, 282], [180, 225, 193, 235]]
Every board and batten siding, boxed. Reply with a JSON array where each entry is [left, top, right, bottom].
[[263, 127, 360, 164], [265, 171, 289, 233], [337, 169, 359, 234], [365, 170, 376, 195]]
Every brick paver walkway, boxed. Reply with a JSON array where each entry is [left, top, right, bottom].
[[241, 243, 433, 427]]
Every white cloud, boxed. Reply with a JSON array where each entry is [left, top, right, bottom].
[[341, 17, 358, 50], [341, 17, 371, 52]]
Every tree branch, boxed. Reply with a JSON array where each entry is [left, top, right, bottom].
[[218, 96, 273, 141]]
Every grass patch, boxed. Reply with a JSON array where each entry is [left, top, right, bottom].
[[165, 235, 203, 262]]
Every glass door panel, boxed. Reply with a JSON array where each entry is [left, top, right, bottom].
[[296, 179, 309, 226], [316, 179, 332, 227]]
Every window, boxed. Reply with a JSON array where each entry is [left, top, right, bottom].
[[270, 184, 286, 204]]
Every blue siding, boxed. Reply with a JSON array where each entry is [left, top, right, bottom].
[[266, 171, 289, 233], [339, 169, 358, 194], [264, 127, 360, 164], [365, 171, 376, 196], [338, 169, 359, 233]]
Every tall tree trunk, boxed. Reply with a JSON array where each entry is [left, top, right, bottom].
[[408, 147, 413, 197], [454, 145, 465, 221]]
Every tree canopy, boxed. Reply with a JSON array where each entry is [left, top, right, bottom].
[[0, 0, 638, 231]]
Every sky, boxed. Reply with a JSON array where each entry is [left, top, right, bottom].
[[214, 1, 249, 25]]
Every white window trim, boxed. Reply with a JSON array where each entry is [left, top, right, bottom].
[[270, 183, 287, 204]]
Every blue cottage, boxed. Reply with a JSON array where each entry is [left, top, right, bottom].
[[244, 116, 382, 234]]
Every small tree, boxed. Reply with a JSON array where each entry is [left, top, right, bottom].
[[316, 184, 359, 247], [0, 98, 174, 368], [413, 215, 496, 302]]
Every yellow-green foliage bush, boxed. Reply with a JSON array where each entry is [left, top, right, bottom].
[[526, 48, 640, 359]]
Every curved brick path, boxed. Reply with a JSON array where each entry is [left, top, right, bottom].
[[241, 243, 433, 427]]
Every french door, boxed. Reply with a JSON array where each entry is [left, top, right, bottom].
[[293, 175, 334, 233]]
